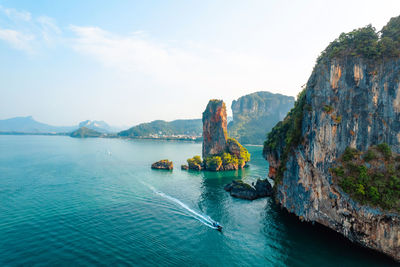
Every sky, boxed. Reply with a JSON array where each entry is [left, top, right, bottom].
[[0, 0, 399, 127]]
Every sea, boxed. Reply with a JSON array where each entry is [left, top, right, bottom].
[[0, 135, 396, 266]]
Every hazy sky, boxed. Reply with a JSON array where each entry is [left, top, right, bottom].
[[0, 0, 399, 126]]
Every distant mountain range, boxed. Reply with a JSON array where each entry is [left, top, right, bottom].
[[0, 116, 120, 134], [0, 116, 76, 133], [1, 90, 293, 142]]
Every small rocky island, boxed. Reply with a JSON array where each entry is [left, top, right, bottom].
[[151, 160, 173, 170], [224, 179, 273, 200], [182, 99, 250, 171]]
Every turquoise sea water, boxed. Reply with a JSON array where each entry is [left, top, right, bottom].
[[0, 135, 396, 266]]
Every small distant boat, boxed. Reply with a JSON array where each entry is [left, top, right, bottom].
[[213, 222, 223, 231]]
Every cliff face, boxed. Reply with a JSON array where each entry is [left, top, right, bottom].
[[228, 92, 294, 144], [265, 56, 400, 260], [264, 16, 400, 261], [202, 100, 228, 158]]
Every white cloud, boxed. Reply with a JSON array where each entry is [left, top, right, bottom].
[[0, 6, 61, 52], [0, 28, 34, 52], [69, 25, 274, 94], [0, 5, 31, 21], [37, 16, 61, 43]]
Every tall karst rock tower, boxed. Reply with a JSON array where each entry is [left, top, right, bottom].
[[202, 100, 228, 158]]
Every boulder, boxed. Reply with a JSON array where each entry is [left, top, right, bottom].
[[224, 179, 273, 200], [254, 179, 273, 198]]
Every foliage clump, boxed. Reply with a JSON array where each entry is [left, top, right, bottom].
[[186, 138, 250, 172], [204, 156, 222, 171], [377, 143, 392, 159], [263, 89, 307, 183], [323, 105, 334, 113], [317, 16, 400, 62], [202, 138, 251, 171], [221, 152, 238, 166], [227, 137, 250, 163], [187, 155, 203, 170], [331, 143, 400, 211], [342, 147, 360, 161]]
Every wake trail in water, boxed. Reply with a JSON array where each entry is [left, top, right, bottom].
[[142, 182, 219, 229]]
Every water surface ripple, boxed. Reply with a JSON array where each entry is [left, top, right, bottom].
[[0, 136, 397, 266]]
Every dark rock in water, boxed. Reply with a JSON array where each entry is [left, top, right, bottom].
[[254, 179, 273, 198], [181, 164, 189, 170], [151, 160, 173, 170], [224, 179, 272, 200], [202, 99, 228, 158]]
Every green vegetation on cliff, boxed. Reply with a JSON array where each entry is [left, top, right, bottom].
[[203, 137, 250, 171], [186, 137, 250, 172], [226, 137, 250, 165], [228, 91, 294, 145], [204, 156, 222, 171], [318, 16, 400, 61], [187, 155, 202, 169], [263, 89, 307, 183], [331, 144, 400, 211]]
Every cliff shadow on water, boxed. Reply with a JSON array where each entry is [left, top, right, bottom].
[[265, 203, 399, 266]]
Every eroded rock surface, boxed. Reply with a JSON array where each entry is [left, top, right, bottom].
[[265, 56, 400, 261], [264, 17, 400, 261], [202, 100, 228, 158]]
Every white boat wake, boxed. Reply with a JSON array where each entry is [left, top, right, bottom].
[[143, 183, 220, 230]]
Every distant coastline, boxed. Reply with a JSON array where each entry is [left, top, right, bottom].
[[0, 132, 69, 136], [0, 131, 202, 142]]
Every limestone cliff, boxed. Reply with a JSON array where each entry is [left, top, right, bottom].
[[228, 91, 294, 145], [264, 17, 400, 261], [202, 100, 228, 158]]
